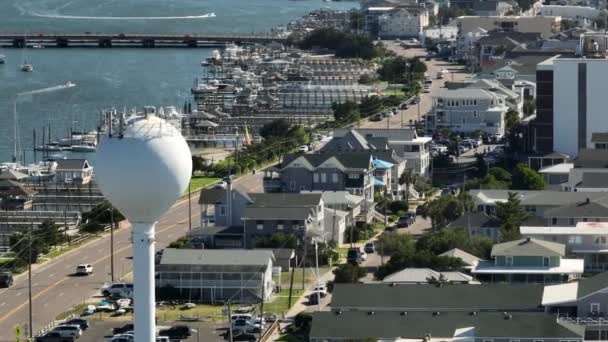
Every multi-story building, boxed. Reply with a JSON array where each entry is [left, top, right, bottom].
[[454, 16, 561, 39], [521, 222, 608, 272], [472, 237, 584, 283], [324, 128, 432, 176], [531, 33, 608, 156], [473, 0, 514, 16], [427, 87, 509, 137], [378, 6, 429, 39]]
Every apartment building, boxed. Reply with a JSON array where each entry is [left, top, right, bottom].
[[378, 6, 429, 39], [454, 16, 561, 38]]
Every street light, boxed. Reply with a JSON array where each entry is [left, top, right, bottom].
[[13, 82, 77, 162]]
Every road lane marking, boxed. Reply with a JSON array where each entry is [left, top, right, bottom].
[[58, 292, 64, 297], [15, 292, 22, 297], [0, 302, 5, 307], [48, 273, 55, 278]]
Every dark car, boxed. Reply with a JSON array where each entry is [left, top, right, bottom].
[[112, 323, 134, 335], [35, 332, 75, 342], [346, 248, 362, 264], [369, 113, 383, 122], [397, 216, 413, 228], [0, 272, 13, 288], [425, 55, 432, 61], [384, 225, 397, 233], [159, 325, 192, 339], [399, 103, 409, 110], [364, 242, 375, 254], [63, 318, 89, 331]]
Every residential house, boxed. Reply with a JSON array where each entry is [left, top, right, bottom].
[[472, 237, 584, 283], [473, 0, 514, 16], [156, 248, 275, 303], [0, 179, 36, 210], [381, 268, 473, 284], [372, 158, 394, 193], [265, 151, 376, 219], [542, 196, 608, 226], [563, 148, 608, 192], [54, 159, 93, 185], [439, 248, 483, 270], [539, 162, 573, 188], [306, 191, 364, 230], [0, 169, 29, 182], [324, 128, 432, 176], [591, 132, 608, 150], [427, 87, 509, 137], [540, 5, 599, 21], [378, 6, 429, 39], [257, 248, 295, 271], [521, 222, 608, 272], [309, 311, 583, 342], [447, 211, 545, 242], [420, 26, 458, 45], [543, 272, 608, 320]]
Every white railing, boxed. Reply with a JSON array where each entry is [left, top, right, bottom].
[[558, 316, 608, 325]]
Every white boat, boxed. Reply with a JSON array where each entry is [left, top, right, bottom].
[[31, 43, 44, 49], [20, 63, 33, 72], [0, 55, 5, 64], [71, 143, 96, 152]]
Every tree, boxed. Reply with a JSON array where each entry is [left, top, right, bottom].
[[333, 263, 366, 283], [255, 232, 298, 249], [377, 232, 415, 256], [523, 98, 536, 116], [299, 28, 381, 59], [475, 153, 489, 178], [375, 249, 464, 279], [489, 167, 511, 183], [332, 101, 360, 124], [260, 119, 291, 140], [192, 155, 205, 175], [496, 192, 529, 241], [289, 125, 311, 145], [505, 110, 520, 132], [415, 228, 492, 259], [422, 195, 465, 231], [10, 230, 49, 266], [511, 163, 545, 190], [38, 219, 62, 248], [398, 169, 416, 207]]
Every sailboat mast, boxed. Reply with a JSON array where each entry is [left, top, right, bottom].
[[13, 98, 17, 162]]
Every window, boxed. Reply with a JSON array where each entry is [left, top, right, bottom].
[[583, 218, 588, 222], [543, 257, 550, 267], [289, 181, 296, 191], [552, 218, 557, 225], [321, 173, 327, 183], [313, 173, 319, 183], [219, 205, 226, 216], [511, 340, 520, 342], [256, 221, 264, 230], [348, 173, 359, 179], [595, 236, 607, 244], [533, 340, 544, 342], [569, 236, 582, 244], [591, 303, 601, 314], [506, 256, 513, 266], [569, 218, 575, 225], [332, 173, 338, 183], [483, 339, 493, 342], [277, 221, 284, 230]]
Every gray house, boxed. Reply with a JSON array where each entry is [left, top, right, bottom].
[[156, 248, 275, 303], [472, 238, 584, 283], [543, 272, 608, 317]]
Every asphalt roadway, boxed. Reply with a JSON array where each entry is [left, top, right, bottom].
[[0, 173, 263, 341]]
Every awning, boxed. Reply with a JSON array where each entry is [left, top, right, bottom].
[[372, 159, 394, 170], [374, 178, 385, 187]]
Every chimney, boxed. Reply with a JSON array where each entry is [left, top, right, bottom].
[[586, 197, 591, 204], [526, 237, 531, 242], [226, 176, 233, 227]]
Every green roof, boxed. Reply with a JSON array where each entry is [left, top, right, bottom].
[[310, 311, 583, 340], [491, 238, 565, 257], [331, 283, 544, 311]]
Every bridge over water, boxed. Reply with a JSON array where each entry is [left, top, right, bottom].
[[0, 32, 287, 48]]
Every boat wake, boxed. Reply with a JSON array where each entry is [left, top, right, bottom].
[[28, 11, 216, 20]]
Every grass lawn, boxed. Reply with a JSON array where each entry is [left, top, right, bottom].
[[188, 177, 220, 193], [384, 88, 405, 96]]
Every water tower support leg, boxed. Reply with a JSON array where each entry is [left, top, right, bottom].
[[133, 223, 156, 342]]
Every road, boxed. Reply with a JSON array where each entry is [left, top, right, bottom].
[[0, 173, 263, 341], [363, 43, 471, 129]]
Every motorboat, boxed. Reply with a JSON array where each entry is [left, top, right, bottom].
[[71, 143, 96, 152], [31, 43, 44, 49], [65, 81, 75, 87], [20, 63, 33, 72], [35, 143, 63, 152]]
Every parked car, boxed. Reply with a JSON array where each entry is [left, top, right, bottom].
[[102, 283, 133, 297], [51, 325, 82, 338], [399, 102, 409, 109], [63, 318, 89, 331], [109, 335, 132, 342], [298, 145, 309, 153], [76, 264, 93, 275], [364, 242, 375, 253], [425, 55, 432, 61], [227, 332, 257, 341], [369, 113, 383, 121], [312, 283, 328, 297], [112, 324, 134, 335], [35, 332, 75, 342], [397, 216, 413, 228], [0, 272, 13, 288], [384, 225, 397, 233], [158, 325, 192, 339], [347, 248, 363, 264]]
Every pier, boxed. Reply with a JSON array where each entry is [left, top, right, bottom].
[[0, 32, 287, 48]]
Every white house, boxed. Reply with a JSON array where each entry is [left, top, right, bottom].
[[427, 87, 509, 136], [54, 159, 93, 185], [420, 26, 458, 45], [379, 6, 429, 39], [540, 5, 599, 20]]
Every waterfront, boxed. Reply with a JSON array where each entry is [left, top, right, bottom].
[[0, 0, 356, 162]]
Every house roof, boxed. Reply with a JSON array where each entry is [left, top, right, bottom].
[[0, 169, 28, 181], [382, 268, 472, 283], [331, 283, 544, 311], [491, 238, 565, 257], [577, 271, 608, 298], [538, 163, 573, 174], [542, 272, 608, 306], [0, 179, 36, 197], [521, 222, 608, 236], [198, 187, 227, 205], [467, 79, 519, 99], [257, 248, 295, 260], [591, 132, 608, 143], [160, 248, 274, 267], [55, 159, 89, 171], [282, 152, 373, 171], [334, 128, 418, 142], [248, 193, 322, 207], [438, 248, 482, 266], [574, 149, 608, 168], [447, 212, 500, 229], [542, 196, 608, 218], [579, 173, 608, 188], [309, 311, 582, 340], [242, 206, 313, 221], [470, 189, 606, 207], [308, 191, 364, 206], [434, 88, 507, 100]]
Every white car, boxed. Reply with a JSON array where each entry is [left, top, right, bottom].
[[76, 264, 93, 275], [299, 145, 309, 153], [101, 282, 134, 297], [312, 283, 328, 297], [359, 251, 368, 261], [52, 325, 82, 338]]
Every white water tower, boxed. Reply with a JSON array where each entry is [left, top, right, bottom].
[[95, 110, 192, 341]]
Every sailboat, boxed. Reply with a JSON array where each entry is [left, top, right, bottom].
[[0, 54, 5, 64], [19, 33, 33, 72]]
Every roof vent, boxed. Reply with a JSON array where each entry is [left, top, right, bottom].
[[470, 311, 477, 316], [505, 314, 513, 320], [586, 197, 591, 204], [335, 310, 342, 315], [368, 311, 375, 315], [526, 237, 531, 242], [401, 311, 408, 316], [390, 282, 397, 287], [433, 311, 441, 316]]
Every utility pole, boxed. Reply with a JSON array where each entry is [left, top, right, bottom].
[[301, 239, 308, 290], [314, 241, 321, 312], [259, 273, 265, 341], [110, 208, 115, 282], [188, 182, 192, 232], [28, 223, 33, 340], [226, 300, 233, 342], [287, 256, 297, 308]]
